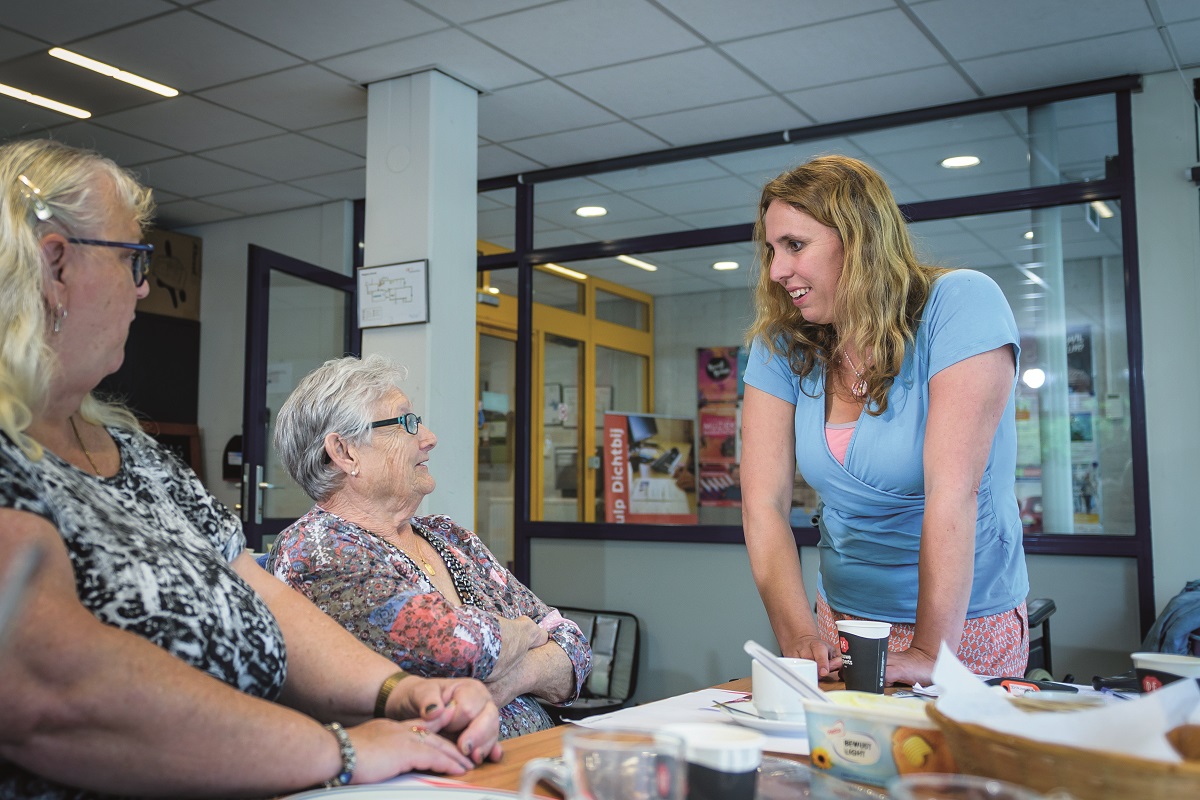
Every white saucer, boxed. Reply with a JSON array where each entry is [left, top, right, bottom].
[[283, 785, 518, 799], [718, 699, 807, 734]]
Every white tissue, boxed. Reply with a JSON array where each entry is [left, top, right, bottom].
[[931, 643, 1198, 763]]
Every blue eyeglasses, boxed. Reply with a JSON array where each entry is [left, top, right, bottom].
[[370, 413, 422, 435], [67, 238, 154, 287]]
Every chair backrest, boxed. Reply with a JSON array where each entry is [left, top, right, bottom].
[[254, 552, 270, 569], [558, 607, 639, 702]]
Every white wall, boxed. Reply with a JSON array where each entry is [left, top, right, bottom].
[[185, 201, 353, 511], [1132, 68, 1200, 612]]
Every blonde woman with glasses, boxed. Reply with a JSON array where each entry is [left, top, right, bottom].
[[0, 139, 500, 800]]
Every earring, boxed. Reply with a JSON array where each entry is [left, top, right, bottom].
[[52, 303, 67, 334], [350, 467, 359, 477]]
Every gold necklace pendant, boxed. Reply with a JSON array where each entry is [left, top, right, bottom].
[[421, 561, 436, 576]]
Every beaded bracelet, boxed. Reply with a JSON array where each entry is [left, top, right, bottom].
[[322, 722, 356, 788], [374, 670, 410, 718]]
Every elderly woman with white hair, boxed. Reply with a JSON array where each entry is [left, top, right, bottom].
[[266, 355, 592, 740], [0, 140, 502, 800]]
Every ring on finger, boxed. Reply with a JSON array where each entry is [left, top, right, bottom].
[[411, 725, 429, 741]]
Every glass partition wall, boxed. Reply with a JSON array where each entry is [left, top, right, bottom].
[[477, 76, 1153, 629]]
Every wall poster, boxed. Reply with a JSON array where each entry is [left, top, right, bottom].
[[602, 412, 697, 524]]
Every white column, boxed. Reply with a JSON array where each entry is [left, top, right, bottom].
[[363, 70, 478, 525]]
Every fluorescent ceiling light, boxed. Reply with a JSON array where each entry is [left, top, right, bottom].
[[1090, 200, 1114, 219], [616, 254, 657, 272], [1023, 231, 1034, 240], [712, 261, 739, 271], [0, 82, 90, 118], [49, 47, 179, 97], [940, 155, 980, 169], [575, 205, 607, 217], [543, 262, 588, 280]]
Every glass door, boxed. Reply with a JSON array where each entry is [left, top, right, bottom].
[[477, 328, 516, 568], [242, 245, 358, 550]]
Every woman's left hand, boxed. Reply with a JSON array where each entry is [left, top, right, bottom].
[[392, 677, 502, 765], [883, 646, 938, 687]]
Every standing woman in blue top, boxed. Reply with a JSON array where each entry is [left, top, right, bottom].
[[740, 156, 1029, 687]]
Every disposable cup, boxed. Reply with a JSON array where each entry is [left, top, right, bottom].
[[836, 620, 891, 694]]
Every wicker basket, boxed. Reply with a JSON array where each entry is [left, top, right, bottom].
[[926, 704, 1200, 800]]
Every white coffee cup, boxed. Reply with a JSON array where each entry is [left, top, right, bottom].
[[752, 656, 819, 720]]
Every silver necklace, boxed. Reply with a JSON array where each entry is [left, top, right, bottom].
[[842, 351, 867, 399]]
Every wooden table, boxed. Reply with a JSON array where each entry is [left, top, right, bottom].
[[457, 677, 842, 793]]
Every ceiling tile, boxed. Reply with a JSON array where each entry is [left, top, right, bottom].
[[1, 0, 173, 43], [0, 97, 77, 138], [320, 28, 538, 91], [71, 10, 301, 92], [534, 192, 665, 229], [1157, 0, 1200, 23], [912, 0, 1154, 60], [197, 66, 367, 130], [154, 198, 241, 227], [480, 81, 618, 142], [200, 183, 328, 216], [963, 30, 1173, 95], [0, 26, 47, 59], [303, 118, 367, 157], [721, 9, 944, 92], [478, 143, 545, 178], [1166, 17, 1200, 64], [465, 0, 701, 76], [410, 0, 549, 24], [591, 160, 732, 193], [627, 176, 759, 216], [785, 65, 977, 124], [134, 154, 270, 196], [202, 134, 364, 181], [197, 0, 445, 60], [503, 122, 667, 168], [654, 0, 893, 42], [96, 96, 284, 151], [292, 168, 367, 200], [534, 177, 616, 203], [560, 49, 767, 119], [44, 122, 181, 165], [633, 96, 808, 146]]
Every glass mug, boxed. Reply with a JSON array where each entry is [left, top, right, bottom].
[[519, 728, 686, 800]]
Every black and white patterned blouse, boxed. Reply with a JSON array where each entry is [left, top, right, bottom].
[[0, 426, 287, 800]]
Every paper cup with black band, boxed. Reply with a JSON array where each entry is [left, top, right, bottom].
[[1131, 651, 1200, 693], [660, 723, 763, 800], [836, 620, 891, 694]]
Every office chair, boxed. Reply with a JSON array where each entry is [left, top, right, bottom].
[[1025, 597, 1057, 681], [539, 607, 640, 724]]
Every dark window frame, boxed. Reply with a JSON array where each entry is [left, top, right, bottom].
[[473, 74, 1154, 633]]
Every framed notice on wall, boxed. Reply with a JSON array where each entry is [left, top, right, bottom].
[[357, 259, 429, 328]]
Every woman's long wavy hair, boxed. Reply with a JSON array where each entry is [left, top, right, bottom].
[[0, 139, 155, 457], [747, 155, 948, 415]]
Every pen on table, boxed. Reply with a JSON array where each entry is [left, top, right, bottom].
[[1099, 686, 1133, 700]]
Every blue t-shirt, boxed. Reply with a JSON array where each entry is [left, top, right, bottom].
[[744, 269, 1029, 622]]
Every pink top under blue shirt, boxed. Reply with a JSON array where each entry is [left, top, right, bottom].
[[744, 269, 1028, 623]]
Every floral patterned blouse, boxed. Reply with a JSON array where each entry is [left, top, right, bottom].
[[266, 507, 591, 739]]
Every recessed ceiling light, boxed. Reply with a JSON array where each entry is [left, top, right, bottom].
[[1022, 368, 1046, 389], [940, 155, 980, 169], [543, 262, 588, 280], [486, 286, 500, 295], [1090, 200, 1114, 219], [0, 82, 90, 118], [1023, 231, 1034, 240], [49, 48, 179, 97], [616, 254, 657, 272], [712, 261, 739, 271], [575, 205, 607, 218]]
